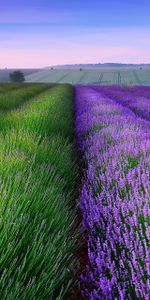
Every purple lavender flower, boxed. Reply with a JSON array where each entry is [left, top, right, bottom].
[[75, 85, 150, 299], [93, 85, 150, 121]]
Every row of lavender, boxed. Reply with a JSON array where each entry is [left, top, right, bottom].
[[94, 86, 150, 121], [75, 86, 150, 299]]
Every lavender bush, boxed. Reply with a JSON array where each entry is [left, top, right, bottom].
[[93, 86, 150, 121], [75, 86, 150, 299]]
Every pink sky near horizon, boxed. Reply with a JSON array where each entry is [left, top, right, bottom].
[[1, 46, 150, 68], [1, 28, 150, 68]]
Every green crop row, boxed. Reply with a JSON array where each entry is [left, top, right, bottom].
[[0, 83, 55, 111], [0, 84, 79, 299], [0, 83, 38, 94]]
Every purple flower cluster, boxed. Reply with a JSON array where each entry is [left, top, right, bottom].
[[93, 86, 150, 121], [75, 86, 150, 299]]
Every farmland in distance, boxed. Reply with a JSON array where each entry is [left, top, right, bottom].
[[25, 67, 150, 85]]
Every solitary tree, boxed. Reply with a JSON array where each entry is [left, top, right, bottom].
[[9, 70, 25, 83]]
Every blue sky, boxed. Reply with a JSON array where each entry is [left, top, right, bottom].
[[0, 0, 150, 67]]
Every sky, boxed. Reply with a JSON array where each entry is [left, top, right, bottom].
[[0, 0, 150, 68]]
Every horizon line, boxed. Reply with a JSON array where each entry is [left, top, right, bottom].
[[1, 62, 150, 69]]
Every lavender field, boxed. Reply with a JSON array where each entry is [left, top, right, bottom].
[[0, 83, 149, 299], [75, 86, 150, 299]]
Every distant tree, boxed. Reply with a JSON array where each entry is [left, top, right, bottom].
[[9, 70, 25, 83], [51, 67, 54, 70], [79, 68, 82, 71]]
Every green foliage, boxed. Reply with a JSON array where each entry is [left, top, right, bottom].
[[0, 84, 79, 299], [9, 70, 25, 83]]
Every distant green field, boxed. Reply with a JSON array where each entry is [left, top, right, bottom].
[[25, 68, 150, 85]]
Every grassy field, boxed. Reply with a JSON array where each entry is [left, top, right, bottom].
[[25, 68, 150, 85], [0, 84, 79, 299]]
